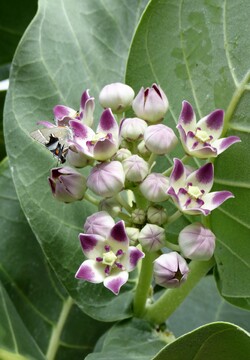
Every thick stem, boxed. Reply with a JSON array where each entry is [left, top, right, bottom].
[[84, 192, 99, 206], [167, 210, 182, 224], [144, 257, 215, 324], [115, 193, 132, 213], [133, 251, 158, 317]]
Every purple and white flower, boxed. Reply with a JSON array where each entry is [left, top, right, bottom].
[[53, 89, 95, 127], [132, 84, 169, 123], [75, 215, 144, 295], [69, 108, 119, 161], [177, 101, 241, 158], [48, 167, 87, 203], [154, 252, 189, 288], [167, 158, 234, 216]]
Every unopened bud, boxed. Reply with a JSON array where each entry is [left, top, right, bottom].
[[131, 208, 146, 225], [178, 223, 216, 260], [113, 148, 132, 162], [126, 227, 140, 245], [48, 167, 87, 203], [99, 82, 135, 114], [138, 224, 165, 252], [87, 161, 125, 198], [147, 205, 168, 225], [144, 124, 178, 155], [84, 211, 115, 237], [139, 173, 169, 202], [132, 84, 169, 123], [123, 155, 149, 182], [120, 117, 147, 142], [154, 252, 189, 288]]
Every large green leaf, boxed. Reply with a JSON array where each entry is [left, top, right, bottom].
[[0, 282, 45, 360], [153, 322, 250, 360], [85, 318, 168, 360], [0, 158, 111, 358], [126, 0, 250, 307], [4, 0, 148, 321], [167, 276, 250, 337]]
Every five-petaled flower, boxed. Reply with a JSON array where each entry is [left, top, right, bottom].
[[177, 101, 240, 158], [69, 108, 119, 161], [75, 212, 144, 295], [167, 158, 234, 216]]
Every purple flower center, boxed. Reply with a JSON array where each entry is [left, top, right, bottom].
[[95, 245, 125, 276]]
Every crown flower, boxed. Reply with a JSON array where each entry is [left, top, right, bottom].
[[75, 216, 144, 295], [99, 82, 135, 114], [177, 101, 241, 158], [132, 84, 169, 123], [167, 158, 234, 215]]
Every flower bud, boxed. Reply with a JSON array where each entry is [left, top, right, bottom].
[[154, 252, 189, 288], [132, 84, 169, 123], [113, 148, 132, 162], [126, 227, 140, 245], [178, 223, 216, 260], [137, 140, 151, 157], [144, 124, 178, 155], [131, 208, 146, 225], [84, 211, 115, 237], [87, 161, 125, 198], [123, 155, 149, 182], [138, 224, 165, 252], [98, 197, 122, 217], [99, 82, 135, 113], [48, 167, 86, 203], [67, 146, 94, 168], [139, 173, 169, 202], [147, 205, 168, 225], [120, 118, 147, 142]]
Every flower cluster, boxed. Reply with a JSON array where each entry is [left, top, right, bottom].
[[33, 82, 240, 295]]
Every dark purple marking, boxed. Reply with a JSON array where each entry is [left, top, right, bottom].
[[80, 90, 89, 109], [130, 249, 144, 267], [115, 262, 123, 269], [105, 245, 111, 252], [196, 198, 204, 206], [212, 191, 233, 205], [110, 221, 127, 242], [96, 257, 103, 262], [99, 109, 116, 131], [79, 234, 97, 252], [219, 136, 241, 151], [179, 187, 187, 195], [70, 120, 89, 138], [192, 141, 199, 149], [171, 159, 185, 182], [180, 101, 194, 124], [152, 84, 161, 98], [206, 109, 224, 130], [196, 163, 213, 184], [75, 264, 94, 281], [116, 249, 123, 256], [107, 277, 124, 295], [105, 265, 110, 275]]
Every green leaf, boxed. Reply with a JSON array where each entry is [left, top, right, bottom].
[[85, 318, 168, 360], [152, 322, 250, 360], [167, 276, 250, 337], [0, 281, 45, 360], [0, 158, 111, 358], [126, 0, 250, 307], [4, 0, 148, 321], [0, 91, 6, 160]]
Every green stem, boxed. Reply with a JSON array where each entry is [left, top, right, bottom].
[[162, 154, 190, 176], [165, 240, 180, 252], [144, 257, 215, 324], [167, 210, 182, 224], [46, 297, 74, 360], [84, 192, 99, 206], [148, 153, 157, 168], [222, 70, 250, 136], [117, 211, 131, 223], [133, 251, 158, 317]]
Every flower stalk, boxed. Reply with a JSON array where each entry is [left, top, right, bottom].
[[144, 257, 215, 324]]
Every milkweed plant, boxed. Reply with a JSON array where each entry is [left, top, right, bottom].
[[36, 82, 240, 322]]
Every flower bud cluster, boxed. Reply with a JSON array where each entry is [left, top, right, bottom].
[[34, 81, 240, 295]]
